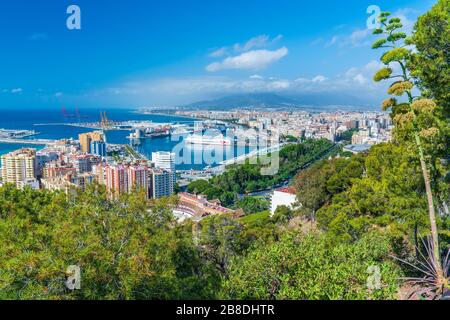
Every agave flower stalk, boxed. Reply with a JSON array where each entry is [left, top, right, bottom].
[[372, 12, 445, 286]]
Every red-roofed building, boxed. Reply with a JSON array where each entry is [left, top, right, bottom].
[[177, 193, 244, 219], [271, 186, 299, 216]]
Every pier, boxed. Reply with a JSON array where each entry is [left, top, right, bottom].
[[0, 138, 56, 145]]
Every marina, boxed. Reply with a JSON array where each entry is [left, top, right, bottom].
[[0, 110, 255, 171]]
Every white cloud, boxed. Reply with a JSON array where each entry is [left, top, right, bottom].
[[345, 60, 386, 80], [353, 74, 368, 84], [235, 35, 270, 51], [233, 34, 283, 52], [96, 75, 295, 102], [294, 77, 310, 83], [206, 47, 288, 72], [269, 80, 290, 89], [272, 34, 283, 42], [325, 8, 418, 50], [364, 60, 384, 73], [325, 36, 338, 47], [347, 29, 371, 47], [392, 8, 418, 34], [11, 88, 23, 94], [327, 29, 371, 48], [310, 38, 323, 46], [312, 75, 328, 83], [82, 59, 391, 106], [209, 47, 227, 57]]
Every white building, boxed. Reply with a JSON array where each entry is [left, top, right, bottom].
[[17, 178, 40, 190], [152, 152, 175, 171], [1, 148, 37, 187], [152, 151, 176, 188], [271, 187, 298, 216]]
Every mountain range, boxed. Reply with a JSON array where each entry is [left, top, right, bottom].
[[183, 93, 374, 111]]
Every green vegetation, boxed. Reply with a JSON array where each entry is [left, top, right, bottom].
[[234, 196, 270, 215], [282, 135, 300, 143], [223, 232, 402, 300], [371, 6, 449, 296], [124, 145, 142, 159], [185, 138, 335, 209], [210, 138, 335, 195], [0, 184, 220, 299], [0, 182, 404, 300], [338, 128, 358, 143], [0, 2, 448, 300], [238, 210, 270, 224], [410, 0, 450, 118]]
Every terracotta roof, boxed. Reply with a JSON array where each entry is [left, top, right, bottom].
[[276, 186, 297, 195]]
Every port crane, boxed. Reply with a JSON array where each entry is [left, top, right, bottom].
[[100, 111, 111, 129]]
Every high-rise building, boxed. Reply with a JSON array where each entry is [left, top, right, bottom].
[[128, 165, 148, 193], [149, 169, 174, 199], [66, 154, 100, 174], [36, 150, 59, 177], [79, 131, 104, 154], [104, 164, 150, 197], [92, 164, 106, 185], [152, 151, 176, 189], [105, 165, 128, 196], [1, 148, 38, 187], [70, 173, 96, 190], [152, 152, 175, 171], [90, 141, 107, 157]]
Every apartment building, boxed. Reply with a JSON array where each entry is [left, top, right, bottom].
[[1, 148, 38, 188]]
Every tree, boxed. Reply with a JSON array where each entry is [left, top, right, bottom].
[[294, 161, 334, 221], [235, 196, 270, 214], [186, 180, 211, 195], [295, 157, 364, 221], [410, 0, 450, 219], [222, 231, 402, 300], [409, 0, 450, 117], [272, 205, 294, 224], [0, 184, 220, 299], [197, 215, 246, 275], [372, 11, 448, 292], [211, 139, 335, 195], [316, 144, 429, 245]]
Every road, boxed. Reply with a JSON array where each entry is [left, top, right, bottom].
[[238, 143, 340, 199]]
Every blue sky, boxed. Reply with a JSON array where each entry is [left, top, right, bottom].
[[0, 0, 436, 109]]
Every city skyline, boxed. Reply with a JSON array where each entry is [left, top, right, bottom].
[[0, 0, 435, 109]]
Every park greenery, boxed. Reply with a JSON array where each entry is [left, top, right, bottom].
[[0, 1, 449, 300], [185, 138, 335, 209]]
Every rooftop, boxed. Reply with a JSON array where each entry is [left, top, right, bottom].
[[276, 186, 296, 195], [343, 144, 372, 153]]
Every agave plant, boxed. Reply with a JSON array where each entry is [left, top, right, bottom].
[[371, 11, 447, 295], [393, 236, 449, 300]]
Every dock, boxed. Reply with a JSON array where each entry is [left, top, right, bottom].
[[0, 138, 56, 145]]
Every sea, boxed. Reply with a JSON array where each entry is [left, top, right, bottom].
[[0, 108, 249, 170]]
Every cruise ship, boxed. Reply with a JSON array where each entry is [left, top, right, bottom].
[[185, 134, 233, 146]]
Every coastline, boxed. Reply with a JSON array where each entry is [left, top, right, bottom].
[[132, 110, 202, 122]]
